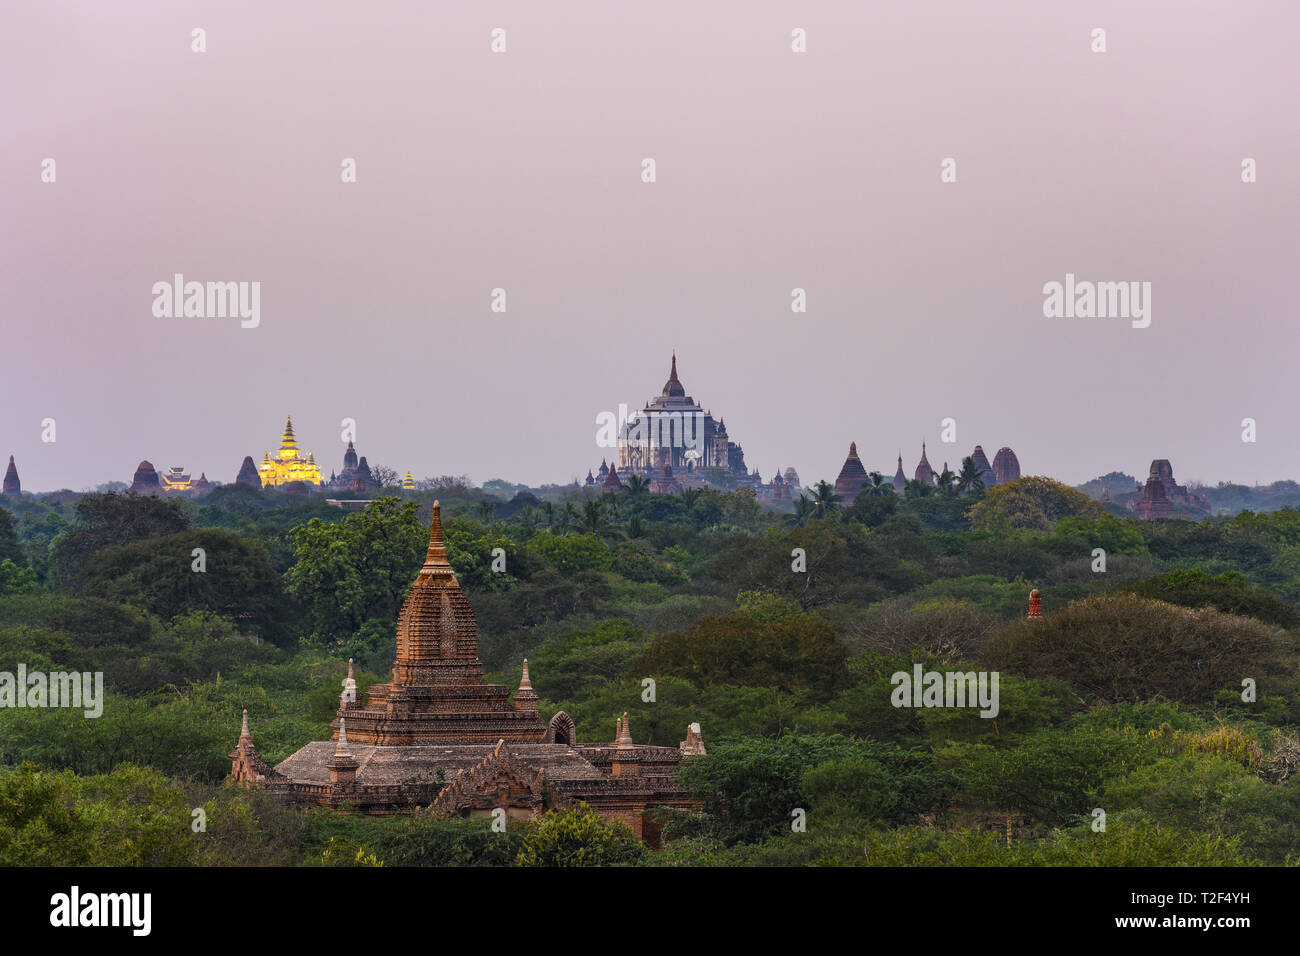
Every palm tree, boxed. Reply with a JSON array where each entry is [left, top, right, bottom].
[[810, 480, 841, 518], [580, 499, 610, 536], [904, 478, 934, 498], [476, 500, 495, 523], [542, 500, 555, 527], [956, 456, 985, 497], [623, 474, 650, 498], [627, 514, 645, 538], [556, 502, 580, 534], [680, 488, 701, 509], [788, 493, 817, 527], [936, 467, 957, 499], [866, 471, 891, 496]]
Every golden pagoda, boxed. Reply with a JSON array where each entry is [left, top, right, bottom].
[[258, 416, 323, 487], [402, 471, 416, 490]]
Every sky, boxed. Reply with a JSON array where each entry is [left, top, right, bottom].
[[3, 0, 1298, 492]]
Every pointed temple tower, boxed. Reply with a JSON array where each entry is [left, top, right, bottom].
[[328, 502, 549, 745], [2, 456, 19, 497], [914, 443, 935, 486], [892, 452, 907, 493], [235, 502, 705, 842], [833, 441, 869, 504]]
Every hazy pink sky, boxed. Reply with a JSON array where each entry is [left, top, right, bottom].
[[3, 0, 1297, 492]]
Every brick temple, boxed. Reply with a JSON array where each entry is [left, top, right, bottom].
[[230, 501, 706, 842]]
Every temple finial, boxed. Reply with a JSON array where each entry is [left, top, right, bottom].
[[335, 718, 350, 754], [519, 659, 532, 692], [240, 709, 250, 740], [616, 712, 634, 748], [421, 500, 453, 573]]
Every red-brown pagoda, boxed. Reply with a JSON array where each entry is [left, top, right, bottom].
[[230, 501, 704, 842]]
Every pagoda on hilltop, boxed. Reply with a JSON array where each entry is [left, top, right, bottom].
[[258, 416, 323, 488], [231, 502, 705, 842]]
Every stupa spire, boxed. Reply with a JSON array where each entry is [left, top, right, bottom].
[[281, 415, 297, 449], [420, 500, 454, 575], [240, 709, 250, 741]]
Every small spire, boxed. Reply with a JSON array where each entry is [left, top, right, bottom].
[[519, 659, 533, 692], [420, 501, 453, 575], [335, 718, 351, 755], [240, 709, 250, 740], [348, 658, 355, 680], [616, 712, 634, 748]]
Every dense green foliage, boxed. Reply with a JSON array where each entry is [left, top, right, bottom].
[[2, 478, 1299, 866]]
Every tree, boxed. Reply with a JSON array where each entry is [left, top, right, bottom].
[[904, 478, 934, 498], [81, 529, 289, 642], [416, 474, 471, 491], [516, 805, 645, 866], [967, 477, 1103, 532], [866, 471, 892, 497], [935, 467, 957, 499], [50, 493, 191, 584], [578, 500, 618, 539], [956, 457, 985, 497], [787, 494, 817, 527], [0, 508, 23, 565], [623, 474, 650, 498], [285, 497, 425, 651], [979, 593, 1293, 705], [638, 612, 850, 696], [369, 464, 400, 488], [0, 559, 37, 596], [810, 480, 841, 518]]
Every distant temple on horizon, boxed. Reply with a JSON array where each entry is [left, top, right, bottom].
[[230, 502, 706, 843], [834, 441, 1022, 505], [258, 416, 323, 488], [323, 439, 379, 493], [3, 456, 19, 497], [1131, 459, 1210, 519], [609, 355, 750, 481]]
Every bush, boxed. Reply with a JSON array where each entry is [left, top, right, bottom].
[[979, 593, 1293, 705], [516, 805, 645, 866]]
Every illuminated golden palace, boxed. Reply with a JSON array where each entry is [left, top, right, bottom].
[[259, 416, 323, 487]]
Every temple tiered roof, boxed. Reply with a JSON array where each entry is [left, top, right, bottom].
[[834, 441, 869, 503], [232, 503, 707, 842]]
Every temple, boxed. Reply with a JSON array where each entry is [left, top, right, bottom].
[[3, 456, 19, 497], [1131, 459, 1208, 519], [323, 440, 382, 493], [991, 446, 1021, 485], [833, 442, 870, 502], [230, 501, 705, 843], [828, 442, 1022, 506], [258, 416, 323, 488], [611, 355, 748, 479]]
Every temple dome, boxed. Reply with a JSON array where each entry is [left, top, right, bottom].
[[992, 446, 1021, 484]]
